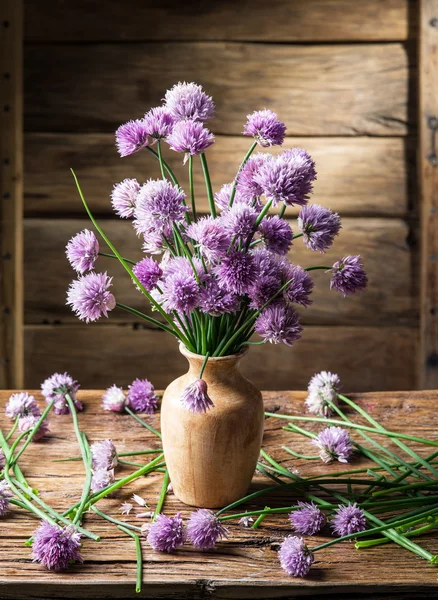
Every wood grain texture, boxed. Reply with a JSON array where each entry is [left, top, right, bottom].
[[418, 0, 438, 388], [23, 324, 417, 391], [24, 134, 413, 218], [23, 43, 411, 135], [24, 0, 415, 42], [23, 217, 418, 327], [1, 390, 437, 599], [0, 0, 24, 388]]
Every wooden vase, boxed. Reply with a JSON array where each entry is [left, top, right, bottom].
[[160, 344, 264, 508]]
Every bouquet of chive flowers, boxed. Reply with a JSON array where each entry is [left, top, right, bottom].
[[66, 81, 367, 379]]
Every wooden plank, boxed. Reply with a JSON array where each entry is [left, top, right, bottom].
[[24, 133, 412, 218], [0, 0, 23, 387], [418, 0, 438, 388], [1, 390, 435, 599], [24, 0, 414, 43], [23, 325, 417, 390], [23, 217, 417, 327], [23, 43, 411, 135]]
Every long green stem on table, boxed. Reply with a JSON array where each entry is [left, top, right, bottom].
[[154, 469, 170, 519], [338, 393, 438, 479], [92, 506, 142, 532], [54, 449, 163, 462], [124, 406, 162, 439], [81, 453, 165, 511], [188, 154, 196, 221], [64, 394, 93, 526], [252, 506, 270, 529], [265, 412, 438, 448], [356, 520, 438, 549], [228, 141, 257, 207], [118, 525, 143, 594], [99, 252, 136, 265], [199, 153, 216, 218], [71, 170, 192, 348]]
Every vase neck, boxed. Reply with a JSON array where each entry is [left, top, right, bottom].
[[180, 346, 245, 384]]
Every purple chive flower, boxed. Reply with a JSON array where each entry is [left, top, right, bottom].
[[248, 273, 282, 310], [281, 263, 314, 307], [6, 392, 40, 419], [133, 257, 163, 292], [91, 439, 118, 471], [146, 512, 186, 552], [199, 278, 240, 316], [243, 109, 286, 147], [215, 249, 259, 295], [258, 215, 293, 255], [163, 256, 207, 281], [162, 271, 200, 314], [181, 380, 214, 413], [133, 179, 188, 237], [279, 536, 314, 577], [102, 384, 126, 412], [305, 371, 341, 417], [255, 303, 302, 346], [186, 216, 231, 261], [41, 372, 83, 415], [143, 106, 175, 141], [164, 82, 215, 122], [329, 255, 368, 297], [331, 503, 367, 537], [32, 522, 83, 571], [91, 468, 115, 493], [167, 120, 215, 162], [127, 378, 158, 414], [236, 153, 274, 201], [17, 415, 50, 441], [220, 203, 258, 241], [67, 272, 116, 323], [298, 204, 341, 253], [0, 482, 12, 517], [290, 502, 326, 536], [115, 119, 149, 157], [312, 426, 353, 464], [255, 148, 316, 207], [142, 230, 166, 255], [111, 178, 140, 218], [187, 509, 228, 550], [66, 230, 99, 274]]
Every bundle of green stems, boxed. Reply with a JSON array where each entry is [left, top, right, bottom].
[[2, 388, 438, 596]]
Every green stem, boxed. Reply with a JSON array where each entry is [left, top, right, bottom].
[[228, 141, 257, 207], [252, 506, 270, 528], [199, 153, 216, 218], [53, 449, 163, 462], [199, 352, 209, 379], [64, 394, 93, 526], [116, 302, 177, 336], [304, 265, 331, 271], [282, 446, 320, 460], [355, 521, 438, 549], [5, 417, 19, 442], [154, 470, 170, 519], [265, 412, 438, 448], [189, 154, 196, 221], [157, 140, 166, 179], [92, 506, 142, 532], [279, 204, 286, 218], [99, 252, 136, 265], [146, 146, 179, 186], [125, 406, 162, 439], [118, 525, 143, 593]]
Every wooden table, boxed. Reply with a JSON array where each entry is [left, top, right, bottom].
[[1, 390, 438, 599]]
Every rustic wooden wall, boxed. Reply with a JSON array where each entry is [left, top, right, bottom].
[[21, 0, 419, 391]]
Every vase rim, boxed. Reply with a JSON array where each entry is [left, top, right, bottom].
[[179, 343, 248, 362]]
